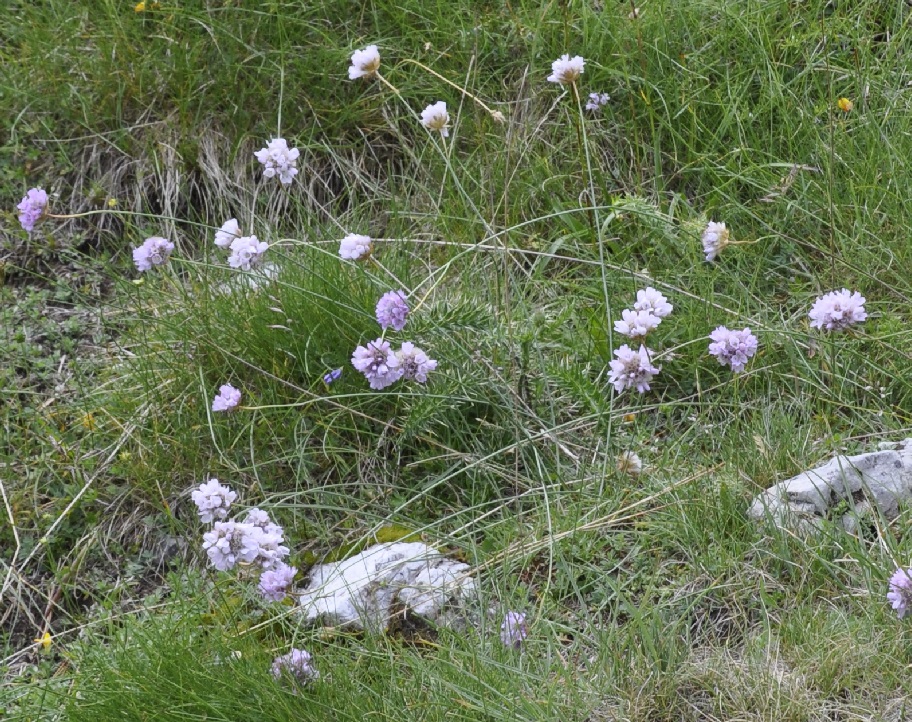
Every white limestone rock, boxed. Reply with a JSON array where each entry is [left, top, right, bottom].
[[297, 541, 475, 631], [748, 438, 912, 532]]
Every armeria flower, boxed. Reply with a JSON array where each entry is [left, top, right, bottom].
[[244, 507, 284, 538], [272, 649, 319, 685], [254, 138, 300, 185], [258, 562, 297, 602], [708, 326, 758, 373], [214, 218, 241, 248], [396, 342, 437, 383], [352, 338, 402, 390], [420, 101, 450, 137], [17, 188, 48, 232], [323, 368, 342, 385], [702, 220, 730, 262], [339, 233, 373, 261], [547, 54, 585, 85], [348, 44, 381, 80], [212, 384, 241, 412], [614, 309, 661, 340], [808, 289, 867, 332], [616, 451, 642, 476], [228, 235, 268, 270], [888, 567, 912, 619], [633, 287, 673, 318], [191, 478, 237, 523], [608, 344, 660, 394], [500, 611, 528, 648], [376, 290, 410, 331], [202, 521, 266, 571], [132, 236, 175, 272], [585, 92, 611, 111]]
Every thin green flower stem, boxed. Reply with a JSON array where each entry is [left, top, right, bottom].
[[369, 255, 411, 294], [397, 58, 505, 121], [572, 80, 617, 469]]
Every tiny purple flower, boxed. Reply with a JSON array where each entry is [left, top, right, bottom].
[[258, 562, 298, 602], [17, 188, 48, 232], [272, 648, 319, 685], [500, 611, 528, 648], [608, 344, 659, 394], [585, 92, 611, 111], [707, 326, 758, 373], [323, 368, 342, 384], [132, 236, 175, 272], [397, 342, 437, 383], [376, 290, 410, 331], [191, 478, 237, 523], [888, 567, 912, 619], [808, 289, 867, 331], [352, 338, 403, 390], [212, 384, 241, 412]]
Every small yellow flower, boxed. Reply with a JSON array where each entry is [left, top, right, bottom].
[[80, 412, 96, 430], [134, 1, 160, 11], [35, 632, 52, 650], [107, 198, 118, 208], [837, 97, 853, 112]]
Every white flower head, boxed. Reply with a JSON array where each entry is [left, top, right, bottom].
[[228, 235, 268, 270], [616, 451, 642, 476], [702, 220, 730, 262], [214, 218, 241, 248], [614, 308, 661, 340], [633, 287, 673, 318], [349, 44, 381, 80], [339, 233, 373, 261], [547, 54, 585, 85], [191, 478, 237, 523], [254, 138, 300, 185], [420, 101, 450, 138]]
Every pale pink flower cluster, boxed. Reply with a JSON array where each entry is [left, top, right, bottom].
[[376, 290, 410, 331], [614, 287, 671, 340], [608, 344, 660, 394], [888, 567, 912, 619], [547, 54, 585, 85], [214, 218, 241, 248], [808, 289, 867, 331], [132, 236, 175, 272], [702, 220, 730, 262], [351, 339, 437, 389], [708, 326, 758, 373], [272, 648, 319, 685], [191, 478, 237, 523], [500, 611, 528, 648], [212, 383, 241, 412], [17, 188, 48, 232], [339, 233, 373, 260], [254, 138, 300, 185]]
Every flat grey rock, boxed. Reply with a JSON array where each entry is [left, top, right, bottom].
[[296, 542, 475, 631], [748, 439, 912, 532]]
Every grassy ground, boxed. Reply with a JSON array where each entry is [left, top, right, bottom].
[[4, 0, 912, 719]]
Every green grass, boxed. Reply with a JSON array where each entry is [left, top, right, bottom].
[[5, 0, 912, 719]]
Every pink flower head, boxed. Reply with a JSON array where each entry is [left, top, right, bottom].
[[888, 567, 912, 619], [708, 326, 758, 373], [254, 138, 300, 185], [396, 342, 437, 383], [547, 54, 585, 85], [348, 45, 380, 80], [228, 235, 268, 270], [212, 383, 241, 412], [808, 289, 867, 331], [614, 309, 661, 340], [191, 478, 237, 523], [258, 562, 297, 602], [633, 287, 672, 318], [608, 344, 659, 394], [132, 236, 175, 272], [272, 649, 319, 685], [500, 611, 528, 648], [702, 221, 729, 262], [202, 521, 265, 571], [352, 338, 402, 389], [17, 188, 48, 232], [339, 233, 373, 261], [376, 290, 410, 331], [214, 218, 241, 248]]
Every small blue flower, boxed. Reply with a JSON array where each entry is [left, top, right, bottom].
[[323, 368, 342, 385]]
